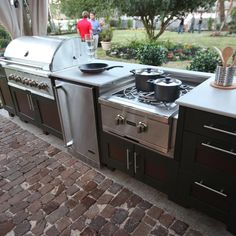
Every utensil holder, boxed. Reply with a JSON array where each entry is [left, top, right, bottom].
[[214, 65, 235, 86]]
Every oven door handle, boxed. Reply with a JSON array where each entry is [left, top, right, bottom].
[[54, 84, 73, 148]]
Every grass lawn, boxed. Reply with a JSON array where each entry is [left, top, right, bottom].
[[97, 29, 236, 70]]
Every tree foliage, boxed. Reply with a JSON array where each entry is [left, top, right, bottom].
[[112, 0, 215, 40], [60, 0, 113, 19]]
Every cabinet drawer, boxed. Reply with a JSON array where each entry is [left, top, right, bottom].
[[181, 131, 236, 178], [177, 171, 233, 221], [184, 108, 236, 143]]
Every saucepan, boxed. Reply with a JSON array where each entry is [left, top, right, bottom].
[[79, 63, 123, 74], [148, 77, 182, 102]]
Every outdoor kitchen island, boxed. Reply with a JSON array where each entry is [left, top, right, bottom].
[[50, 60, 236, 235]]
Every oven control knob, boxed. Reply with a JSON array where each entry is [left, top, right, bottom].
[[38, 82, 48, 90], [137, 122, 147, 133], [115, 114, 125, 125]]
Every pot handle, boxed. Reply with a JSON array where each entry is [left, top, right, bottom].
[[105, 66, 124, 70], [147, 79, 155, 84], [130, 69, 136, 75]]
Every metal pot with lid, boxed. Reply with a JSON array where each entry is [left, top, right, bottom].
[[150, 77, 182, 102], [130, 68, 164, 92]]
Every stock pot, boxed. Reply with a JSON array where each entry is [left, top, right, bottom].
[[130, 68, 164, 92]]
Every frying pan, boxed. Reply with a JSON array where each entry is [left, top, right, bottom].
[[79, 63, 123, 73]]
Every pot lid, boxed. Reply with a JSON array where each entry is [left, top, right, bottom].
[[154, 77, 182, 86], [132, 68, 164, 76]]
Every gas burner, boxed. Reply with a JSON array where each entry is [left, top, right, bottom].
[[112, 82, 194, 112]]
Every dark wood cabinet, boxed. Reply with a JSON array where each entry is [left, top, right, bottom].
[[102, 132, 177, 194], [33, 95, 62, 138], [10, 86, 62, 138], [10, 86, 36, 123], [174, 106, 236, 234], [0, 76, 15, 116]]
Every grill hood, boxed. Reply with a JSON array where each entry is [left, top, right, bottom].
[[3, 36, 86, 72]]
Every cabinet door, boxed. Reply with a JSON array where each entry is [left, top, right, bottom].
[[102, 132, 134, 175], [181, 131, 236, 179], [135, 145, 175, 194], [32, 95, 62, 138], [0, 77, 15, 115], [10, 86, 35, 123]]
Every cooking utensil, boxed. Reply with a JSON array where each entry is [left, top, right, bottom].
[[150, 77, 182, 102], [213, 46, 224, 65], [130, 68, 164, 92], [222, 46, 234, 67], [79, 63, 123, 73]]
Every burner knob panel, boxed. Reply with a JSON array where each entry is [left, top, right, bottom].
[[115, 114, 125, 125], [137, 122, 147, 133]]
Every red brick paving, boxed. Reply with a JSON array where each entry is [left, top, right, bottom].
[[0, 115, 203, 236]]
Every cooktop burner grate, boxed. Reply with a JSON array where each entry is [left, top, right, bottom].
[[113, 83, 193, 110]]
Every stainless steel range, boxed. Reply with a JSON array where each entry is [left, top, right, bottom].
[[0, 36, 86, 100], [99, 71, 208, 156]]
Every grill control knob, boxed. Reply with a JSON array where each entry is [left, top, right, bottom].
[[30, 80, 37, 87], [115, 114, 125, 125], [15, 76, 22, 82], [38, 82, 48, 90], [8, 74, 14, 80], [22, 78, 28, 84], [137, 122, 147, 133], [28, 80, 35, 86]]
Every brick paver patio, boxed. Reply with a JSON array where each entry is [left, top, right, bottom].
[[0, 114, 203, 236]]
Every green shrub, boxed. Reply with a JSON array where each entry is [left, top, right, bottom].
[[207, 17, 213, 31], [127, 19, 133, 29], [137, 43, 168, 66], [0, 26, 11, 49], [187, 49, 220, 73]]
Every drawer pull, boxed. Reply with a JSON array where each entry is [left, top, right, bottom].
[[201, 142, 236, 156], [203, 124, 236, 137], [194, 181, 227, 198]]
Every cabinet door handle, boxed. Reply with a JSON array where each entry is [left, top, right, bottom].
[[26, 94, 31, 110], [201, 142, 236, 156], [134, 152, 137, 174], [203, 124, 236, 137], [54, 84, 73, 148], [126, 149, 130, 170], [194, 181, 227, 198], [29, 95, 34, 111]]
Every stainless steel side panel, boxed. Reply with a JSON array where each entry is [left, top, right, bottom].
[[100, 103, 171, 153], [54, 81, 99, 164]]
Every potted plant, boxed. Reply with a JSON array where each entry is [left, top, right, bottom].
[[100, 26, 113, 51]]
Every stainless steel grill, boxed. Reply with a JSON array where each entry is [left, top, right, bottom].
[[0, 36, 87, 99]]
